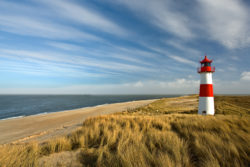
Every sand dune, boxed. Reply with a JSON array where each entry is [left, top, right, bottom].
[[0, 99, 156, 144]]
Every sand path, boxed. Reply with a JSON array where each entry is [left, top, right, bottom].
[[0, 99, 156, 144]]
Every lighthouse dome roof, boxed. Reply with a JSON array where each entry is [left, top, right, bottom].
[[200, 55, 212, 63]]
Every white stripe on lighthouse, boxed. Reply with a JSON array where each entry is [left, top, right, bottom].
[[198, 97, 214, 115], [200, 73, 213, 84]]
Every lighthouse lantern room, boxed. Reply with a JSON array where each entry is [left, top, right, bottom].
[[197, 55, 215, 115]]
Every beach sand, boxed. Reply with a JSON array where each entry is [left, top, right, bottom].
[[0, 99, 156, 145]]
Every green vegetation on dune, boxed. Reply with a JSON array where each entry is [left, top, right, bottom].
[[0, 95, 249, 167]]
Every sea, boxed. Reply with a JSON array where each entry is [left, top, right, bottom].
[[0, 95, 182, 120]]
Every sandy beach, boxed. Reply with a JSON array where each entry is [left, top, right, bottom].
[[0, 99, 156, 145]]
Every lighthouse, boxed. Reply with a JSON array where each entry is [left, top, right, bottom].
[[197, 55, 215, 115]]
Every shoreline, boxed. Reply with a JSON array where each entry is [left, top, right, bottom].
[[0, 99, 157, 121], [0, 99, 157, 145], [0, 103, 110, 121], [0, 94, 180, 121]]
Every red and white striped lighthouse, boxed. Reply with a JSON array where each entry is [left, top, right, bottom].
[[197, 55, 215, 115]]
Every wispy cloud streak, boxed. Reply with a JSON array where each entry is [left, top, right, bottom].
[[197, 0, 250, 49], [40, 0, 128, 36], [109, 0, 194, 39], [0, 14, 99, 41], [0, 49, 156, 76]]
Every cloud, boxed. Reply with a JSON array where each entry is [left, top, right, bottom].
[[108, 0, 250, 49], [111, 0, 194, 39], [231, 56, 239, 61], [0, 0, 127, 41], [40, 0, 128, 36], [0, 56, 106, 78], [165, 40, 201, 57], [46, 42, 84, 51], [168, 55, 197, 67], [140, 43, 198, 68], [0, 14, 99, 41], [108, 53, 154, 66], [0, 49, 155, 76], [46, 41, 155, 67], [0, 79, 200, 94], [133, 81, 144, 88], [213, 79, 250, 94], [161, 78, 199, 88], [197, 0, 250, 49], [241, 71, 250, 81]]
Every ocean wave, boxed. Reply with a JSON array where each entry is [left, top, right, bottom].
[[0, 115, 25, 121]]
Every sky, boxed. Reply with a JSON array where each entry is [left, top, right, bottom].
[[0, 0, 250, 94]]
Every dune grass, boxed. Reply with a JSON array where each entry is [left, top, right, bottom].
[[124, 95, 199, 115], [0, 95, 249, 167], [214, 96, 250, 115]]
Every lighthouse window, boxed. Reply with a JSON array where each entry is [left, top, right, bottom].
[[204, 62, 211, 67]]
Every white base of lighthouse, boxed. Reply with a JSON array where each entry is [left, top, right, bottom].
[[198, 97, 214, 115]]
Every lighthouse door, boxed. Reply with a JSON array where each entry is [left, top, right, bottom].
[[202, 111, 206, 115]]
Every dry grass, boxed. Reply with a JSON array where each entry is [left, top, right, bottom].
[[214, 96, 250, 115], [126, 95, 199, 115], [0, 142, 39, 167], [0, 95, 249, 167]]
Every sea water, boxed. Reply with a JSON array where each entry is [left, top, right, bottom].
[[0, 95, 181, 120]]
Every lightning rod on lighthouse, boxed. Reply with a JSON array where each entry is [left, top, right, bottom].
[[197, 55, 215, 115]]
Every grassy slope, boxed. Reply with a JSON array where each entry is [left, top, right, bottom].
[[214, 96, 250, 115], [0, 95, 249, 167]]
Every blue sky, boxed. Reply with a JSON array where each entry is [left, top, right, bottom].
[[0, 0, 250, 94]]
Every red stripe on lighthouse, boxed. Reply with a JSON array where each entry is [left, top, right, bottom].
[[199, 84, 213, 97]]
